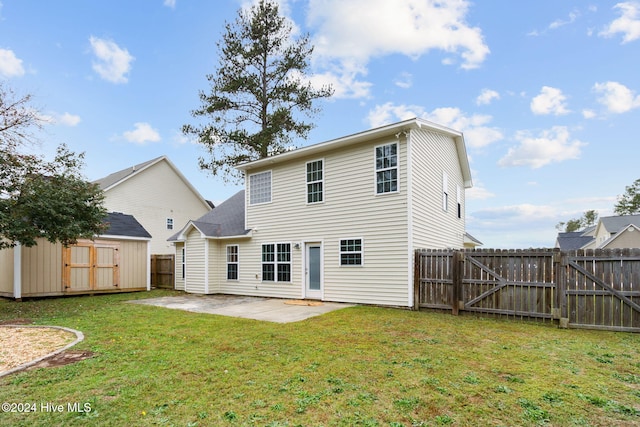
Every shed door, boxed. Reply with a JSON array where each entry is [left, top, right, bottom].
[[63, 241, 120, 292]]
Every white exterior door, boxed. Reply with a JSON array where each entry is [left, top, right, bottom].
[[305, 243, 322, 300]]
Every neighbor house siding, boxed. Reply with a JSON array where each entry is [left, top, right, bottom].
[[103, 160, 210, 255], [244, 134, 410, 306], [410, 129, 465, 249], [0, 247, 14, 296], [602, 229, 640, 249], [184, 228, 206, 293]]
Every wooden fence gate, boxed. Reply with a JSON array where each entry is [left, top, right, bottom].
[[151, 254, 175, 289], [415, 248, 640, 332]]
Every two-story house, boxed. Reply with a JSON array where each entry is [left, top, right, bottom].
[[95, 156, 213, 255], [169, 118, 472, 307]]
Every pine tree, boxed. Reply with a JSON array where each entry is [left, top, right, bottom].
[[183, 0, 333, 181]]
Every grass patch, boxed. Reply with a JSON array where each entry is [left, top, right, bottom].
[[0, 290, 639, 426]]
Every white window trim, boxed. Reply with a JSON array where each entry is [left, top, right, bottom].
[[226, 245, 239, 281], [249, 170, 273, 206], [374, 142, 400, 195], [261, 242, 292, 282], [339, 237, 364, 267], [305, 159, 324, 205]]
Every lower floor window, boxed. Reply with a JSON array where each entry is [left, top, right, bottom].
[[340, 239, 363, 266], [226, 245, 238, 280], [262, 243, 291, 282]]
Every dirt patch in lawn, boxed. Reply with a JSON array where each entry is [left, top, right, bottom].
[[0, 324, 85, 376], [27, 350, 95, 369]]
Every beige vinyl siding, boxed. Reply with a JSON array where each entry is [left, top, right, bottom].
[[174, 243, 185, 290], [185, 228, 206, 293], [0, 247, 14, 295], [20, 239, 63, 297], [602, 228, 640, 249], [245, 134, 410, 306], [207, 240, 220, 294], [410, 129, 466, 249], [103, 160, 210, 255]]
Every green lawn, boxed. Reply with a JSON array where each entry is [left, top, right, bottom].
[[0, 290, 639, 426]]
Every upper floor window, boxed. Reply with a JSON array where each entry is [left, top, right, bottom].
[[375, 143, 398, 194], [249, 171, 272, 205], [167, 218, 174, 230], [457, 185, 462, 219], [306, 160, 323, 203]]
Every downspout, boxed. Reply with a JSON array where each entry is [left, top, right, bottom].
[[13, 244, 22, 300], [404, 130, 414, 308]]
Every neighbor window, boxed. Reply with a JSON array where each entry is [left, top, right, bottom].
[[249, 171, 272, 205], [340, 239, 363, 266], [167, 218, 174, 230], [226, 245, 239, 280], [306, 160, 323, 203], [262, 243, 291, 282], [456, 185, 462, 219], [375, 143, 398, 194]]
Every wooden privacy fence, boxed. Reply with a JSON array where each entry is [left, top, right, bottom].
[[414, 248, 640, 332], [150, 254, 175, 289]]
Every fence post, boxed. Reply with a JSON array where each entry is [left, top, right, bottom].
[[554, 250, 569, 328], [413, 250, 421, 311], [451, 250, 463, 316]]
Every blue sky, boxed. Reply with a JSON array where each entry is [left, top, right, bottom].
[[1, 0, 639, 248]]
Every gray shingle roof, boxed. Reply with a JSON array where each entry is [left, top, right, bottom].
[[104, 212, 152, 239], [556, 231, 594, 250], [94, 156, 164, 190], [600, 215, 640, 233], [168, 190, 249, 241]]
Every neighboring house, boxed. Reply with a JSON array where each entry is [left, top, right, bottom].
[[555, 215, 640, 250], [463, 232, 483, 249], [95, 156, 212, 255], [0, 212, 152, 299], [170, 118, 472, 308]]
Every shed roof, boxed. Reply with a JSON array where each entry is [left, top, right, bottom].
[[103, 212, 152, 239], [168, 190, 249, 241]]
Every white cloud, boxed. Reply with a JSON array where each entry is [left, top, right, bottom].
[[476, 88, 500, 105], [530, 86, 570, 115], [593, 81, 640, 113], [599, 1, 640, 43], [163, 0, 176, 8], [89, 36, 135, 84], [366, 103, 503, 149], [549, 9, 580, 30], [582, 109, 597, 119], [498, 126, 585, 169], [307, 0, 489, 98], [394, 72, 413, 89], [0, 48, 25, 78], [122, 122, 161, 144]]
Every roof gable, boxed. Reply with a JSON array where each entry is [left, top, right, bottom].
[[94, 156, 211, 210], [168, 190, 249, 241], [235, 118, 472, 188]]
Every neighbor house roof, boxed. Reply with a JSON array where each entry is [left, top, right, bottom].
[[103, 212, 152, 239], [556, 231, 594, 250], [168, 190, 250, 241], [94, 156, 211, 210], [464, 232, 483, 247], [235, 117, 473, 188], [599, 215, 640, 233]]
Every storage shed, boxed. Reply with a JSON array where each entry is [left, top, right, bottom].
[[0, 212, 152, 299]]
